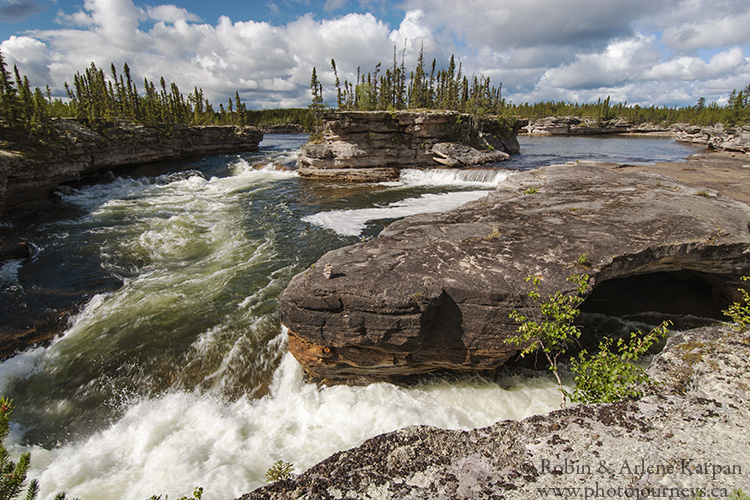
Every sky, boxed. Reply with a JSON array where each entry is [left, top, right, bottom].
[[1, 0, 750, 110]]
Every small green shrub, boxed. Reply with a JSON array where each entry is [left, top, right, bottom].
[[523, 187, 539, 195], [723, 276, 750, 332], [567, 321, 670, 404], [265, 460, 295, 482], [508, 267, 590, 409], [509, 259, 673, 408], [695, 488, 750, 500]]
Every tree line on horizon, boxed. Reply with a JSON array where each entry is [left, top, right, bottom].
[[0, 50, 316, 147], [311, 46, 750, 127], [3, 46, 750, 149]]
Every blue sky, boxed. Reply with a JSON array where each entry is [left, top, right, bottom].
[[2, 0, 750, 109]]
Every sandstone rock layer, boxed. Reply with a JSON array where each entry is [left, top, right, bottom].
[[280, 154, 750, 383], [297, 111, 523, 182], [240, 325, 750, 499], [0, 120, 263, 214]]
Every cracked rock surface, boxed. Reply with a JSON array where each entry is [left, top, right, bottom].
[[239, 325, 750, 499], [280, 153, 750, 383]]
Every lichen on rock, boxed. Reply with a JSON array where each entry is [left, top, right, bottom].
[[238, 325, 750, 499]]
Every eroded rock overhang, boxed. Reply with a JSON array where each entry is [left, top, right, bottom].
[[296, 110, 524, 182], [279, 155, 750, 383]]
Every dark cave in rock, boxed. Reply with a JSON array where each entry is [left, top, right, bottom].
[[580, 270, 742, 330]]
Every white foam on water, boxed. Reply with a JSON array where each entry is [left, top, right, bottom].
[[57, 177, 157, 212], [25, 351, 563, 500], [303, 190, 490, 236], [0, 292, 111, 397], [398, 168, 511, 187], [4, 149, 564, 500], [230, 158, 298, 179]]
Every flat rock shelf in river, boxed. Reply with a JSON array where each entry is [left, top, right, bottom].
[[279, 152, 750, 383]]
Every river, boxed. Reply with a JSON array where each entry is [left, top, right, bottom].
[[0, 134, 704, 499]]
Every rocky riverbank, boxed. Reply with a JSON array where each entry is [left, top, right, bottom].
[[297, 110, 524, 182], [524, 116, 640, 135], [0, 119, 263, 356], [0, 119, 263, 215], [673, 123, 750, 154], [524, 116, 750, 155], [280, 151, 750, 384], [240, 323, 750, 499]]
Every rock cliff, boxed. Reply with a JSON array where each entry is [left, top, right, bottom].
[[239, 324, 750, 499], [0, 119, 263, 214], [296, 111, 524, 182], [524, 116, 750, 156], [674, 123, 750, 154], [280, 152, 750, 384], [524, 116, 640, 135]]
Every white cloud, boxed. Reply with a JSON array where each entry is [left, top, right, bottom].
[[543, 34, 660, 90], [388, 10, 438, 57], [3, 0, 402, 107], [324, 0, 347, 10], [146, 5, 201, 24], [644, 47, 750, 81], [399, 0, 659, 50], [661, 10, 750, 51], [2, 0, 749, 109], [0, 35, 51, 84]]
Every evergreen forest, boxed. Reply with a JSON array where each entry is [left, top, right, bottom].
[[0, 50, 314, 146], [2, 45, 750, 151], [315, 46, 750, 126]]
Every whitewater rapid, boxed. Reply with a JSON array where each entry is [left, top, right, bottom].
[[0, 134, 702, 499], [0, 137, 563, 500]]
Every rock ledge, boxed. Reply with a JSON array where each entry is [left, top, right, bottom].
[[0, 120, 263, 215], [297, 110, 524, 182], [280, 154, 750, 383], [240, 325, 750, 499]]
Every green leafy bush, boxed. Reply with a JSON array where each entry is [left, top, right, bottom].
[[508, 270, 590, 409], [567, 322, 670, 404], [147, 486, 202, 500], [723, 276, 750, 332]]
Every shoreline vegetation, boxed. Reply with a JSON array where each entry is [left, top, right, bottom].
[[2, 46, 750, 155], [308, 47, 750, 126]]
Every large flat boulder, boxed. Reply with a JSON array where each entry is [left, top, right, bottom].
[[280, 153, 750, 383]]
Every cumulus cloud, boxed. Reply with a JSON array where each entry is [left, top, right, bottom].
[[644, 47, 750, 81], [146, 5, 201, 24], [3, 0, 406, 108], [399, 0, 660, 50], [661, 10, 750, 51], [1, 0, 749, 109], [542, 34, 660, 90], [0, 35, 51, 83]]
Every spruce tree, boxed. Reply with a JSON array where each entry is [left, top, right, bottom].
[[0, 52, 22, 129], [309, 66, 324, 110], [0, 398, 38, 500]]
